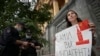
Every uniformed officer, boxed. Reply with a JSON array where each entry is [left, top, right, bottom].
[[0, 22, 29, 56], [21, 29, 43, 56]]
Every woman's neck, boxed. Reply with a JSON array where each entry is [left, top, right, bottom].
[[71, 20, 78, 26]]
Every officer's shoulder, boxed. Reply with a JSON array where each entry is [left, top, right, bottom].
[[5, 26, 13, 29], [4, 26, 13, 33]]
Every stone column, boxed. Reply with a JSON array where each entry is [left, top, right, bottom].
[[53, 0, 59, 16]]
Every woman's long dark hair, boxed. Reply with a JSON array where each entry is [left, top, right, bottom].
[[65, 10, 82, 27]]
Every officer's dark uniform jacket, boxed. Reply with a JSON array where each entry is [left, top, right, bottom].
[[0, 26, 20, 56], [21, 37, 42, 56]]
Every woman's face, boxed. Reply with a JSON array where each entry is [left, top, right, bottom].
[[67, 11, 78, 23]]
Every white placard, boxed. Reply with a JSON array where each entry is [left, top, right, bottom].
[[55, 20, 92, 56]]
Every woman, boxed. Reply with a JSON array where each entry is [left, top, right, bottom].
[[65, 10, 96, 56]]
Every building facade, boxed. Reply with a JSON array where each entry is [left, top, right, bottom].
[[36, 0, 69, 16], [35, 0, 69, 34]]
